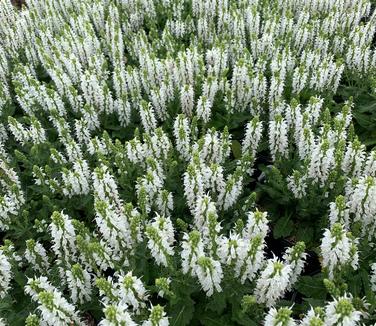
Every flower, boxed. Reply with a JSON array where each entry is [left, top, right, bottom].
[[264, 306, 296, 326], [287, 171, 308, 199], [37, 290, 83, 326], [283, 242, 306, 290], [66, 264, 92, 304], [25, 239, 50, 273], [217, 232, 245, 266], [300, 307, 325, 326], [320, 223, 358, 279], [254, 256, 292, 307], [328, 196, 350, 228], [143, 305, 169, 326], [324, 294, 362, 326], [155, 277, 172, 298], [99, 304, 137, 326], [118, 271, 148, 313], [370, 263, 376, 292], [235, 234, 265, 284], [196, 95, 212, 123], [145, 214, 175, 267], [25, 277, 83, 326], [181, 231, 205, 275], [180, 84, 194, 116], [140, 100, 157, 134], [194, 256, 223, 297], [61, 159, 91, 197], [347, 176, 376, 239], [242, 210, 269, 240], [0, 249, 11, 298], [242, 116, 263, 158], [269, 114, 289, 161], [173, 114, 191, 160], [49, 211, 76, 260]]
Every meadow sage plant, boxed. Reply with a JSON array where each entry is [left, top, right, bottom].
[[1, 0, 376, 324]]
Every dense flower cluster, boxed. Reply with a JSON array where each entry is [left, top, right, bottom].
[[1, 0, 376, 324]]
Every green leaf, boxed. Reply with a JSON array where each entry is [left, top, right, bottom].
[[199, 312, 232, 326], [348, 273, 362, 296], [273, 215, 294, 238], [13, 270, 27, 287], [206, 291, 227, 314], [169, 297, 195, 326], [230, 301, 259, 326], [295, 275, 327, 299], [231, 140, 242, 159], [296, 226, 314, 244], [302, 298, 326, 308]]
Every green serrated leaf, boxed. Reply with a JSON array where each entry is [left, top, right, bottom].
[[273, 215, 294, 238], [295, 275, 327, 299], [296, 226, 314, 244], [206, 291, 227, 314], [169, 297, 195, 326]]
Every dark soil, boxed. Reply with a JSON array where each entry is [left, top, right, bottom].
[[10, 0, 25, 9]]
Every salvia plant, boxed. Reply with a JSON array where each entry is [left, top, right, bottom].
[[2, 0, 376, 324]]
